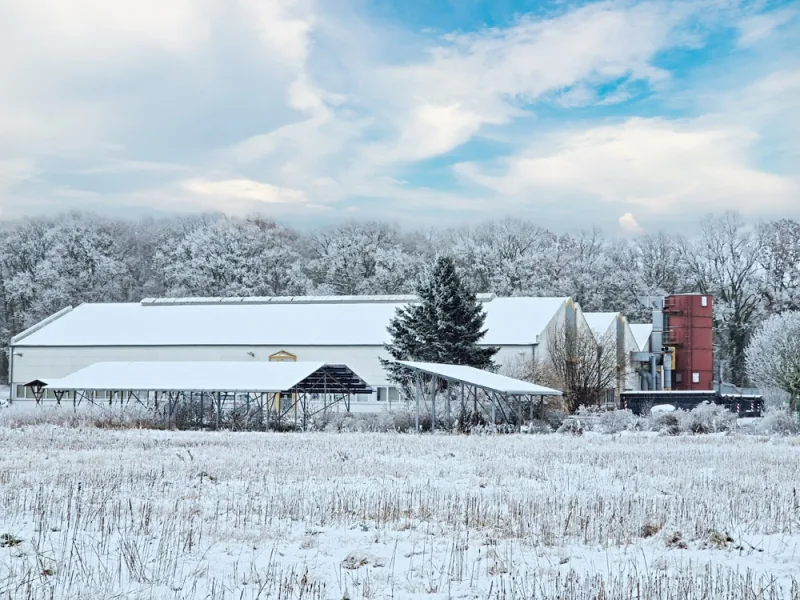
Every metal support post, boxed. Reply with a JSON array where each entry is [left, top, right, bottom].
[[431, 375, 437, 433], [414, 372, 421, 432]]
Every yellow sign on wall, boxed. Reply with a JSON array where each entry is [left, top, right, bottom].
[[269, 350, 297, 362]]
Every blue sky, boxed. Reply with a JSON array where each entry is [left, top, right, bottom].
[[0, 0, 798, 233]]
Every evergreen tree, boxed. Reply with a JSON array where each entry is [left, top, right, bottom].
[[381, 256, 498, 390]]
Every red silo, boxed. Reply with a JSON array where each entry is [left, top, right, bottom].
[[664, 294, 714, 391]]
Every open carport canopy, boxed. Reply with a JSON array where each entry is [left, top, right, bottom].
[[397, 361, 562, 396], [29, 361, 372, 395]]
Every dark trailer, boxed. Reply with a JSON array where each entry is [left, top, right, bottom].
[[621, 390, 763, 417]]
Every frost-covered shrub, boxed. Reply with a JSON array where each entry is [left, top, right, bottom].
[[0, 404, 161, 429], [322, 414, 344, 432], [392, 411, 413, 433], [679, 402, 737, 434], [523, 420, 553, 434], [756, 409, 798, 436], [760, 387, 791, 411], [597, 409, 641, 434], [314, 410, 417, 433], [544, 409, 567, 430], [652, 411, 681, 435], [557, 418, 583, 435]]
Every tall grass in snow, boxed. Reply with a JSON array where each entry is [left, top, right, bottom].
[[1, 428, 799, 599]]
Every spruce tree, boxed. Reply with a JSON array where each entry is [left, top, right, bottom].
[[381, 256, 498, 389]]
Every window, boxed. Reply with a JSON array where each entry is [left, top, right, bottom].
[[377, 386, 399, 402], [701, 296, 708, 307], [692, 372, 700, 384], [15, 385, 24, 399]]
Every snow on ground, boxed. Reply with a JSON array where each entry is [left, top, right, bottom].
[[1, 427, 799, 599]]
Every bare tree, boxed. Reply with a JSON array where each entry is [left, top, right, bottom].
[[681, 213, 763, 385], [746, 311, 800, 415], [545, 323, 621, 413], [757, 219, 800, 314]]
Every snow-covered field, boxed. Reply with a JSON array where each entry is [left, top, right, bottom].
[[1, 426, 800, 600]]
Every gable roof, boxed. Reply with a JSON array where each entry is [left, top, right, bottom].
[[13, 296, 569, 348], [583, 312, 620, 338], [629, 324, 653, 352]]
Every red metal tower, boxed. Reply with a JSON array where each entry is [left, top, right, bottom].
[[664, 294, 714, 391]]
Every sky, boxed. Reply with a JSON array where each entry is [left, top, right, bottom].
[[0, 0, 798, 233]]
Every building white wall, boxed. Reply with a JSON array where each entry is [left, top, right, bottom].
[[622, 322, 643, 392], [531, 300, 571, 361]]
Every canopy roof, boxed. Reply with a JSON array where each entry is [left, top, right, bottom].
[[397, 361, 562, 396], [31, 361, 372, 394]]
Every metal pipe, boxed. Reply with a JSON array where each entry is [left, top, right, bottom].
[[663, 351, 673, 391], [650, 355, 658, 391]]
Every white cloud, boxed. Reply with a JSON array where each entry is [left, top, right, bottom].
[[0, 159, 35, 187], [182, 178, 307, 205], [384, 103, 487, 163], [619, 213, 644, 234], [0, 0, 209, 59], [238, 0, 314, 68], [364, 0, 710, 161], [455, 117, 798, 213], [0, 0, 796, 227], [737, 9, 797, 48], [222, 0, 734, 210]]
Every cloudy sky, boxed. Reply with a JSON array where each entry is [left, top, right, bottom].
[[0, 0, 798, 232]]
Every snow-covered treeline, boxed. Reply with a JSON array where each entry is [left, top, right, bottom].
[[1, 211, 798, 384]]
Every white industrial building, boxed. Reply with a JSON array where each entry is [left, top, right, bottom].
[[10, 294, 592, 409], [583, 312, 643, 394]]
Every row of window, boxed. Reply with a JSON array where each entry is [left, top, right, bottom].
[[14, 386, 130, 401], [14, 385, 401, 402]]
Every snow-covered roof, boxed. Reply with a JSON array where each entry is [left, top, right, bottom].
[[629, 324, 653, 352], [38, 361, 348, 393], [583, 312, 620, 338], [141, 294, 498, 305], [397, 361, 562, 395], [13, 296, 569, 347]]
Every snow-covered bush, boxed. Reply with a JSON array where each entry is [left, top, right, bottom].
[[543, 409, 567, 430], [557, 418, 583, 435], [596, 409, 641, 434], [522, 420, 553, 434], [0, 403, 161, 429], [651, 411, 681, 435], [755, 409, 798, 436], [315, 410, 417, 433], [679, 402, 737, 434], [391, 411, 413, 433]]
